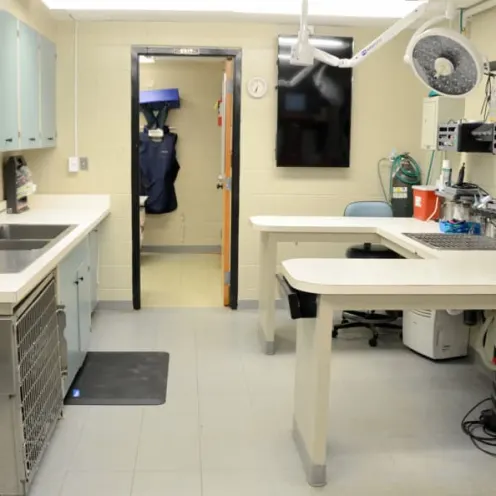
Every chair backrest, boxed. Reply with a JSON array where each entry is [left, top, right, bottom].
[[344, 201, 393, 218]]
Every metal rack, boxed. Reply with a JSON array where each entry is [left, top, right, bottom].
[[404, 233, 496, 251], [0, 273, 63, 496]]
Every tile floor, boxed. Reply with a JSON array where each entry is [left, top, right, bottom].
[[30, 308, 495, 496], [140, 253, 223, 308]]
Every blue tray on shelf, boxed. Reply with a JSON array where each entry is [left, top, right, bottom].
[[139, 88, 180, 110]]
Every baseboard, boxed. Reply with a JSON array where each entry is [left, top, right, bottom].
[[142, 245, 221, 254], [238, 299, 286, 310], [97, 301, 134, 311]]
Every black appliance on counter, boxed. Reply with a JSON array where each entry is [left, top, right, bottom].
[[2, 155, 33, 214], [437, 121, 496, 154]]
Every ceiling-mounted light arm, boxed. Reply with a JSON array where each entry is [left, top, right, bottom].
[[293, 0, 433, 68]]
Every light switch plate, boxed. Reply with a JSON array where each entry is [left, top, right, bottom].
[[80, 157, 89, 171], [68, 157, 80, 173]]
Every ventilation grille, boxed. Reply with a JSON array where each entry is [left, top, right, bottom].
[[15, 278, 62, 481], [411, 309, 433, 319]]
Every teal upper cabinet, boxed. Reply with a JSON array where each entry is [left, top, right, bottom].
[[19, 22, 41, 150], [40, 36, 57, 147], [0, 11, 56, 152], [0, 12, 20, 151]]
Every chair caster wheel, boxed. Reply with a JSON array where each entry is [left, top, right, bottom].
[[368, 338, 378, 347], [332, 330, 338, 338]]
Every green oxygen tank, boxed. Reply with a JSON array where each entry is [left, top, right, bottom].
[[390, 155, 422, 218]]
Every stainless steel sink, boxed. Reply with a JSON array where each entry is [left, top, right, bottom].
[[0, 224, 76, 273], [0, 224, 72, 240], [0, 240, 50, 251]]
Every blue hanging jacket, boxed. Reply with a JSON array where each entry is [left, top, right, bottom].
[[139, 127, 180, 214]]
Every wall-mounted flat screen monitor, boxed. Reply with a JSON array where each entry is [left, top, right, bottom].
[[276, 35, 353, 167]]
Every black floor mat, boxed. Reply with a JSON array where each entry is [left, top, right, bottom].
[[65, 352, 169, 406]]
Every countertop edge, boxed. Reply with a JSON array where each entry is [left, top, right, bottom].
[[0, 206, 110, 305]]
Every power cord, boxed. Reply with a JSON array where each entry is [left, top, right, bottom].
[[461, 398, 496, 457], [481, 72, 495, 122]]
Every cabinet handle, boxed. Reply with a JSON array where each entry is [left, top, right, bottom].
[[48, 137, 54, 141], [79, 277, 84, 282], [29, 138, 36, 142], [5, 138, 13, 143]]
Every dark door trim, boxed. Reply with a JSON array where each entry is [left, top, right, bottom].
[[131, 46, 242, 310]]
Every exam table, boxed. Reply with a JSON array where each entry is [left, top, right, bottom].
[[281, 256, 496, 487]]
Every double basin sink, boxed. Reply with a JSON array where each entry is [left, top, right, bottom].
[[0, 224, 75, 273]]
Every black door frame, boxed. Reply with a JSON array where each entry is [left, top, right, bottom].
[[131, 45, 242, 310]]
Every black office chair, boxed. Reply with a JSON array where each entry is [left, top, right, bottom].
[[332, 201, 403, 347]]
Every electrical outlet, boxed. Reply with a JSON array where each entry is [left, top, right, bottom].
[[68, 157, 80, 173], [80, 157, 89, 171]]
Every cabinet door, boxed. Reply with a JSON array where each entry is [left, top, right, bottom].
[[89, 229, 99, 313], [77, 260, 92, 358], [19, 22, 40, 149], [59, 259, 83, 395], [0, 12, 19, 151], [40, 35, 56, 147]]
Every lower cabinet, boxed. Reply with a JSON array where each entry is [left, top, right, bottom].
[[89, 229, 99, 313], [58, 237, 92, 395]]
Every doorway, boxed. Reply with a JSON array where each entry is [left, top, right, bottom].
[[131, 46, 241, 311]]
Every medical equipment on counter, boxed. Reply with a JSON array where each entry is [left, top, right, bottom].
[[441, 159, 452, 187], [437, 121, 496, 154], [292, 0, 488, 98], [403, 309, 469, 360]]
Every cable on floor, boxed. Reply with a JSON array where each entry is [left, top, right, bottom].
[[461, 397, 496, 457]]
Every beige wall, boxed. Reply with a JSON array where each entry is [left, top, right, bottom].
[[140, 59, 224, 247], [27, 20, 427, 302], [463, 9, 496, 194], [0, 0, 56, 200]]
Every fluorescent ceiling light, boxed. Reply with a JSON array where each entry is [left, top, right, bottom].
[[139, 55, 155, 64], [279, 37, 347, 49], [41, 0, 424, 18]]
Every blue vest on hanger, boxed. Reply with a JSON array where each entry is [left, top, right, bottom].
[[139, 128, 180, 214]]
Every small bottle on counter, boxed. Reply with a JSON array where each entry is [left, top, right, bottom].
[[441, 159, 452, 188]]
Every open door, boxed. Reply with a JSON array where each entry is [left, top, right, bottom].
[[221, 58, 234, 306]]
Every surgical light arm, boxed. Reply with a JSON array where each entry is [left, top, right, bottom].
[[292, 0, 444, 68]]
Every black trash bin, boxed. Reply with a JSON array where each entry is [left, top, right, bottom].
[[276, 274, 318, 319]]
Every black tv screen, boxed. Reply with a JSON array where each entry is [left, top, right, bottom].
[[276, 35, 353, 167]]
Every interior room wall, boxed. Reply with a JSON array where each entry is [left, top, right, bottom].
[[27, 20, 427, 302], [0, 0, 56, 201], [139, 59, 224, 248], [463, 8, 496, 194]]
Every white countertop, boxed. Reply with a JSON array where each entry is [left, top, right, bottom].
[[0, 194, 110, 304], [252, 214, 496, 296], [282, 258, 496, 296], [250, 215, 496, 261]]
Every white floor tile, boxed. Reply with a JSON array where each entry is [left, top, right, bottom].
[[199, 394, 252, 432], [70, 430, 140, 471], [141, 407, 198, 438], [202, 470, 275, 496], [135, 432, 200, 471], [60, 471, 134, 496], [131, 471, 202, 496]]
